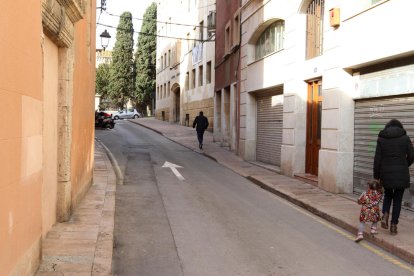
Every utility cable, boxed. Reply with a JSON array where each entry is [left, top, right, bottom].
[[103, 9, 213, 29], [96, 22, 215, 42]]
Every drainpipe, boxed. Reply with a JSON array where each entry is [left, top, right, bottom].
[[236, 0, 242, 154]]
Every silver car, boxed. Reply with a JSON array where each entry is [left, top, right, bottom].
[[112, 109, 142, 120]]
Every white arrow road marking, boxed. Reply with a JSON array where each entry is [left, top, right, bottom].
[[162, 161, 185, 181]]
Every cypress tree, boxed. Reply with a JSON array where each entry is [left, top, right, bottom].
[[96, 63, 111, 108], [132, 3, 157, 115], [109, 12, 134, 109]]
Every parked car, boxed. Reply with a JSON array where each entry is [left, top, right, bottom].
[[95, 111, 115, 129], [112, 108, 142, 120]]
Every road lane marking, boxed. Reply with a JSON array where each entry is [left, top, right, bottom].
[[271, 194, 414, 273], [162, 161, 185, 181]]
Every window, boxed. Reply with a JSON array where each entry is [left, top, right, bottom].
[[160, 85, 163, 99], [199, 65, 203, 86], [187, 33, 191, 51], [306, 0, 324, 59], [161, 56, 164, 69], [156, 86, 159, 100], [233, 12, 240, 47], [164, 53, 167, 68], [168, 50, 171, 67], [255, 20, 285, 60], [199, 21, 204, 42], [185, 72, 189, 90], [164, 83, 167, 98], [225, 22, 231, 54], [206, 61, 211, 84], [168, 81, 170, 97], [191, 68, 196, 89], [191, 29, 195, 49]]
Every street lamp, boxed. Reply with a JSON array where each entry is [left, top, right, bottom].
[[100, 29, 111, 51], [97, 0, 107, 12]]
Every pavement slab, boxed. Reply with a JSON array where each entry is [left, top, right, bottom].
[[36, 141, 116, 275]]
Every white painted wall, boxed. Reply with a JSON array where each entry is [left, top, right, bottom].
[[241, 0, 414, 193]]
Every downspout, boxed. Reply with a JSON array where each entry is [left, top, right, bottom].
[[236, 0, 242, 154]]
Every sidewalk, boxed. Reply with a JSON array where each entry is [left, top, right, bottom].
[[131, 117, 414, 265], [36, 141, 116, 275]]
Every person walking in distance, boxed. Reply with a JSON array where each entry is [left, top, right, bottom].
[[374, 119, 414, 235], [355, 179, 383, 242], [193, 111, 209, 149]]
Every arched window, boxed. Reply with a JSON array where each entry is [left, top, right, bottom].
[[255, 20, 285, 60]]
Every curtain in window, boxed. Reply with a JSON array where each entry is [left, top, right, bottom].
[[255, 20, 285, 60]]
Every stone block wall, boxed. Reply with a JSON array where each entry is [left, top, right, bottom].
[[183, 98, 214, 131], [155, 107, 170, 121]]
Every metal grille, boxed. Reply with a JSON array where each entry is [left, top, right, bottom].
[[354, 96, 414, 207], [306, 0, 324, 59], [256, 94, 284, 166]]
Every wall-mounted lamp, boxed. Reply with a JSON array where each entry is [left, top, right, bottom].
[[100, 29, 111, 51]]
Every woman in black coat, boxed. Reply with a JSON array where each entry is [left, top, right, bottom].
[[374, 119, 414, 235]]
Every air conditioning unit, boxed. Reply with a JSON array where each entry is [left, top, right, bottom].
[[207, 11, 216, 37]]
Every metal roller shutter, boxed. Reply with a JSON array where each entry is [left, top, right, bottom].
[[354, 95, 414, 206], [256, 94, 283, 166]]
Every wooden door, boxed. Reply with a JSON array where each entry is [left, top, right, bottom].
[[306, 81, 322, 175]]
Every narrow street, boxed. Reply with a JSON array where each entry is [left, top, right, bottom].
[[96, 121, 414, 276]]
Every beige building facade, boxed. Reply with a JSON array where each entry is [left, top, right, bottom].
[[0, 0, 96, 274], [155, 0, 216, 129], [240, 0, 414, 199]]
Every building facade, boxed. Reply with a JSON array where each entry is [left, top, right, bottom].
[[239, 0, 414, 205], [155, 0, 215, 129], [0, 0, 96, 274], [214, 0, 241, 152]]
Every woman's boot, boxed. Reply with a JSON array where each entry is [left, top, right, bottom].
[[390, 224, 398, 235], [381, 212, 389, 229]]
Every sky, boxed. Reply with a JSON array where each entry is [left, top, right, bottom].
[[96, 0, 156, 51]]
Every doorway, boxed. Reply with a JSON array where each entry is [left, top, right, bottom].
[[174, 87, 180, 123], [306, 80, 322, 176]]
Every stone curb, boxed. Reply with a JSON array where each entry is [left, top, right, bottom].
[[92, 140, 117, 275]]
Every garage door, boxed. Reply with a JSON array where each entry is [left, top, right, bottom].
[[354, 96, 414, 206], [256, 94, 283, 166]]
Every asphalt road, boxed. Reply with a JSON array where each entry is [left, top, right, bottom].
[[96, 120, 414, 276]]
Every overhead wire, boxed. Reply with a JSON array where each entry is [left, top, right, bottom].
[[103, 10, 211, 29], [96, 22, 215, 42]]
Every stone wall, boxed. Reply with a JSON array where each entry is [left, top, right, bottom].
[[183, 98, 214, 131], [155, 107, 171, 121]]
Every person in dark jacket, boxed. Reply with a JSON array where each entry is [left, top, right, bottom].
[[193, 111, 209, 149], [373, 119, 414, 235]]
